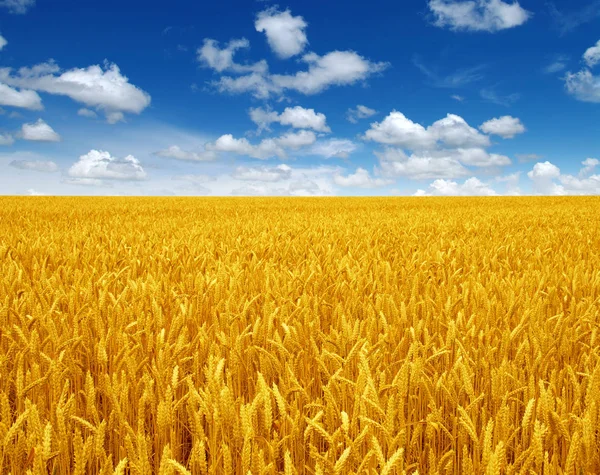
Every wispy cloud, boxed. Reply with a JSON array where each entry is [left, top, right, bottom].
[[413, 56, 485, 88], [547, 1, 600, 35], [542, 55, 569, 74], [480, 87, 520, 106]]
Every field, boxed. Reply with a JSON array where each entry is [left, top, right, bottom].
[[1, 196, 599, 474]]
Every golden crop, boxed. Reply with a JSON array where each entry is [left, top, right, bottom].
[[1, 196, 599, 474]]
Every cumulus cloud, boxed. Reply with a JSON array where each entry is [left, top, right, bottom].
[[270, 51, 388, 95], [0, 0, 35, 14], [9, 159, 58, 172], [416, 177, 498, 195], [527, 161, 563, 194], [364, 111, 490, 149], [565, 69, 600, 103], [333, 168, 392, 188], [346, 105, 376, 123], [564, 40, 600, 103], [428, 0, 531, 32], [583, 40, 600, 68], [0, 34, 7, 50], [207, 130, 316, 159], [214, 50, 388, 98], [255, 8, 308, 59], [0, 61, 151, 120], [67, 150, 147, 181], [479, 115, 525, 138], [0, 83, 43, 110], [154, 145, 218, 162], [249, 106, 330, 132], [197, 38, 267, 74], [527, 159, 600, 195], [368, 111, 514, 180], [232, 164, 292, 182], [0, 133, 14, 145], [20, 119, 61, 142]]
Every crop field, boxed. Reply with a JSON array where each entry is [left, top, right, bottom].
[[1, 196, 599, 474]]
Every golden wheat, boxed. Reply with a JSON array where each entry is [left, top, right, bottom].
[[1, 196, 599, 474]]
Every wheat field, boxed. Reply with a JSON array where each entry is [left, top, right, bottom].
[[1, 196, 599, 474]]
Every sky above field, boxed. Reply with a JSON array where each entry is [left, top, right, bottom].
[[0, 0, 599, 196]]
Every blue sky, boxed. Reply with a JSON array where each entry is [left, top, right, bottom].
[[0, 0, 599, 196]]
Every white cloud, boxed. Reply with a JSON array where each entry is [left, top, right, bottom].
[[429, 114, 491, 148], [68, 149, 147, 181], [106, 111, 125, 124], [0, 0, 34, 14], [528, 161, 561, 179], [368, 111, 514, 180], [557, 174, 600, 194], [564, 69, 600, 103], [449, 148, 511, 166], [584, 39, 600, 68], [494, 171, 521, 195], [0, 61, 151, 120], [0, 34, 7, 51], [526, 159, 600, 195], [0, 83, 43, 110], [197, 38, 267, 74], [232, 164, 292, 182], [249, 105, 330, 132], [364, 111, 434, 149], [564, 40, 600, 103], [527, 161, 563, 194], [21, 119, 61, 142], [154, 145, 218, 162], [424, 177, 498, 195], [305, 138, 358, 158], [580, 158, 599, 176], [333, 167, 392, 188], [479, 115, 525, 138], [255, 8, 308, 59], [451, 94, 465, 101], [276, 130, 317, 148], [428, 0, 531, 32], [9, 159, 58, 172], [346, 105, 377, 123], [0, 133, 14, 145], [207, 130, 315, 159], [377, 153, 469, 180], [364, 111, 489, 149], [26, 188, 46, 196], [271, 51, 388, 95], [77, 108, 97, 118], [230, 178, 329, 196], [215, 50, 388, 98]]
